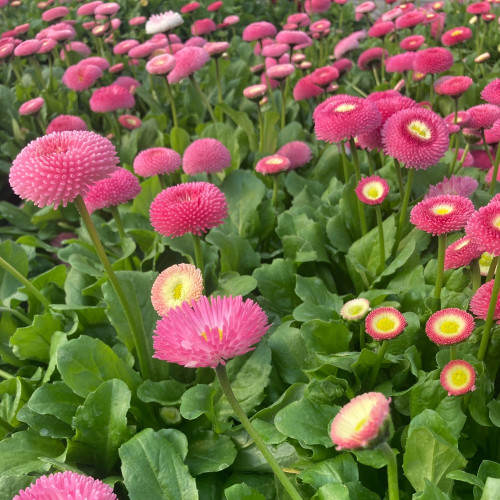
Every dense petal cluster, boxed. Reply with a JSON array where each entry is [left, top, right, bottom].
[[365, 307, 406, 340], [167, 46, 210, 84], [426, 308, 475, 345], [276, 141, 312, 169], [340, 298, 371, 321], [355, 176, 390, 205], [255, 154, 291, 174], [46, 115, 88, 134], [145, 11, 183, 34], [133, 147, 181, 177], [414, 47, 454, 74], [444, 236, 482, 270], [481, 79, 500, 106], [182, 138, 231, 175], [470, 280, 500, 319], [440, 360, 476, 396], [466, 201, 500, 255], [435, 76, 473, 97], [89, 85, 135, 112]]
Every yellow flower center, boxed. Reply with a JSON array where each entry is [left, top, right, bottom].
[[455, 238, 470, 250], [354, 417, 367, 432], [349, 305, 363, 315], [439, 320, 459, 334], [335, 104, 356, 112], [173, 282, 183, 300], [376, 317, 396, 332], [408, 120, 431, 140], [479, 252, 493, 267], [451, 369, 467, 387], [267, 158, 284, 165], [126, 118, 137, 125], [451, 29, 463, 37], [493, 215, 500, 230], [432, 204, 453, 215], [200, 328, 223, 341]]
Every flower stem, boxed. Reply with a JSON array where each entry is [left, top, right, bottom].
[[477, 260, 500, 362], [0, 369, 14, 380], [0, 256, 51, 309], [378, 442, 400, 500], [471, 259, 481, 293], [434, 234, 447, 306], [214, 58, 223, 104], [192, 234, 204, 275], [488, 134, 500, 196], [486, 257, 498, 282], [280, 83, 287, 130], [450, 344, 457, 361], [391, 168, 414, 258], [369, 340, 389, 390], [257, 105, 264, 154], [349, 138, 367, 236], [339, 141, 351, 183], [164, 79, 179, 129], [190, 75, 217, 124], [375, 206, 386, 275], [359, 322, 366, 350], [0, 307, 31, 325], [75, 195, 153, 380], [109, 206, 134, 270], [215, 364, 303, 500], [393, 159, 404, 201]]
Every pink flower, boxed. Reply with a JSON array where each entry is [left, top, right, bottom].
[[14, 39, 42, 57], [150, 182, 227, 237], [427, 175, 478, 198], [385, 52, 415, 73], [481, 79, 500, 106], [332, 58, 353, 75], [255, 155, 291, 174], [305, 0, 331, 14], [153, 295, 270, 368], [19, 97, 44, 115], [368, 21, 394, 38], [399, 34, 425, 51], [94, 2, 120, 16], [192, 18, 217, 36], [410, 195, 474, 235], [62, 63, 103, 91], [118, 114, 142, 130], [441, 26, 472, 46], [207, 1, 223, 11], [9, 131, 119, 208], [466, 201, 500, 255], [114, 76, 141, 93], [13, 471, 116, 500], [355, 176, 390, 205], [167, 46, 209, 84], [366, 307, 406, 341], [275, 29, 312, 47], [395, 11, 426, 29], [0, 42, 14, 59], [89, 85, 135, 112], [426, 307, 475, 345], [471, 149, 493, 171], [334, 34, 360, 59], [133, 147, 181, 177], [181, 2, 200, 14], [434, 76, 473, 98], [382, 107, 449, 169], [46, 115, 87, 134], [329, 392, 391, 450], [84, 168, 141, 213], [276, 141, 312, 169], [243, 84, 267, 101], [129, 16, 146, 26], [444, 235, 482, 270], [470, 280, 500, 319], [358, 47, 388, 71], [467, 1, 490, 14], [204, 41, 229, 57], [113, 39, 139, 55], [467, 104, 500, 130], [414, 47, 454, 74], [310, 66, 339, 87], [77, 1, 103, 16], [267, 63, 295, 80], [293, 75, 323, 101], [242, 21, 277, 41], [79, 56, 110, 70], [182, 138, 231, 175], [440, 360, 476, 396], [314, 95, 381, 144]]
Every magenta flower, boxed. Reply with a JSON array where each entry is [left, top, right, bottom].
[[62, 63, 103, 92], [89, 85, 135, 112], [167, 46, 210, 84], [153, 295, 270, 368], [481, 79, 500, 106], [414, 47, 454, 74], [133, 147, 181, 177], [182, 138, 231, 175], [276, 141, 312, 169], [19, 97, 44, 116], [46, 115, 88, 134]]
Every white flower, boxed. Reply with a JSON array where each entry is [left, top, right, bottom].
[[145, 11, 183, 34]]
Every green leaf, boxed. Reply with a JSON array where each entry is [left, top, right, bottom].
[[169, 126, 191, 154], [137, 379, 186, 405], [481, 478, 500, 500], [214, 273, 257, 297], [446, 470, 484, 488], [0, 430, 64, 475], [0, 240, 29, 305], [186, 430, 237, 475], [180, 385, 216, 421], [216, 102, 257, 151], [72, 379, 132, 473], [313, 483, 350, 500], [413, 479, 450, 500], [119, 428, 198, 500], [299, 454, 358, 489], [57, 336, 141, 398], [262, 110, 280, 154], [300, 320, 352, 355], [403, 427, 467, 494], [0, 475, 35, 500], [224, 483, 266, 500], [274, 399, 338, 447], [16, 405, 73, 439]]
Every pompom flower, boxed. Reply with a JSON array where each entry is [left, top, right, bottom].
[[400, 34, 425, 51], [481, 79, 500, 106], [410, 195, 474, 235], [365, 307, 406, 340], [467, 104, 500, 130], [243, 84, 267, 101], [466, 201, 500, 255], [426, 308, 475, 345], [46, 115, 88, 134], [9, 131, 119, 208], [441, 27, 472, 46], [89, 85, 135, 112], [293, 76, 323, 101], [118, 115, 142, 130], [440, 360, 476, 396], [427, 175, 478, 199], [153, 295, 270, 368], [19, 97, 44, 116], [414, 47, 454, 74], [255, 155, 291, 175], [167, 46, 210, 84], [242, 21, 277, 41], [150, 182, 227, 237], [276, 141, 312, 169], [62, 63, 103, 92], [84, 168, 141, 214], [470, 280, 500, 319], [434, 76, 473, 98], [133, 147, 181, 177], [382, 107, 449, 169], [145, 11, 183, 34], [182, 138, 231, 175], [151, 263, 203, 316], [146, 54, 176, 75], [13, 471, 117, 500], [329, 392, 391, 450], [355, 176, 390, 205], [313, 95, 381, 144], [444, 235, 482, 270], [340, 298, 371, 321]]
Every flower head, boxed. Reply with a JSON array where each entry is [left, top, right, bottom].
[[314, 95, 381, 144], [192, 18, 217, 36], [46, 115, 88, 134], [242, 21, 277, 41], [146, 53, 176, 75], [426, 308, 474, 345], [150, 182, 227, 237], [470, 280, 500, 319], [146, 11, 183, 34], [167, 46, 210, 84], [243, 84, 267, 101], [10, 131, 118, 208], [19, 97, 44, 116], [153, 295, 270, 368], [435, 76, 473, 98], [400, 34, 425, 51], [467, 104, 500, 130], [382, 107, 449, 169], [276, 141, 312, 169], [365, 307, 406, 340], [444, 236, 482, 270], [62, 63, 103, 92], [293, 75, 323, 101], [355, 176, 390, 205], [414, 47, 454, 74], [440, 360, 476, 396], [427, 175, 478, 199], [466, 201, 500, 255], [340, 298, 371, 321], [151, 264, 203, 316], [182, 138, 231, 175], [133, 147, 181, 177], [441, 26, 472, 46], [385, 52, 415, 74], [255, 155, 291, 175], [410, 195, 474, 236], [358, 47, 388, 71], [481, 79, 500, 106], [329, 392, 391, 450], [13, 471, 117, 500], [89, 85, 135, 112], [14, 39, 42, 57]]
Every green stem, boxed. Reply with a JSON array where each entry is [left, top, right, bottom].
[[0, 369, 14, 380], [280, 84, 287, 130], [189, 75, 217, 124], [359, 322, 366, 350], [372, 65, 380, 86], [349, 138, 367, 236], [448, 140, 461, 177], [257, 106, 264, 154], [215, 365, 303, 500], [391, 168, 414, 258], [272, 175, 279, 208], [453, 98, 459, 124], [477, 261, 500, 362], [0, 256, 51, 309], [379, 442, 400, 500], [487, 257, 498, 282], [429, 73, 435, 106], [434, 234, 447, 306], [109, 206, 133, 270], [450, 344, 457, 361], [393, 159, 405, 204], [0, 307, 31, 325], [339, 141, 351, 183], [75, 196, 153, 380], [471, 259, 481, 293], [375, 206, 386, 275], [214, 58, 223, 104], [369, 340, 389, 390], [192, 234, 204, 275], [366, 151, 375, 175], [488, 145, 500, 195], [165, 79, 179, 129]]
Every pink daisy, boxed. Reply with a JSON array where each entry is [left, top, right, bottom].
[[395, 10, 426, 29], [426, 308, 475, 345], [467, 104, 500, 130], [385, 52, 415, 74], [13, 471, 116, 500], [153, 295, 270, 368], [255, 155, 291, 175], [293, 75, 323, 101], [330, 393, 391, 450], [243, 84, 267, 101], [204, 41, 229, 57], [399, 34, 425, 51], [368, 21, 395, 38], [444, 235, 483, 270], [242, 21, 277, 42], [89, 85, 135, 113], [79, 56, 110, 71], [180, 2, 200, 14], [435, 76, 473, 98], [365, 307, 406, 340], [470, 280, 500, 319], [275, 30, 311, 47], [410, 195, 474, 235], [382, 107, 449, 169], [276, 141, 312, 169], [77, 1, 103, 16], [42, 6, 69, 22], [150, 182, 227, 237], [481, 79, 500, 106], [314, 95, 381, 144], [167, 46, 209, 84], [114, 76, 141, 93], [310, 67, 339, 88], [466, 201, 500, 255], [414, 47, 454, 74], [441, 27, 472, 46], [340, 298, 371, 321], [118, 115, 142, 130], [113, 39, 139, 55], [84, 168, 141, 214], [9, 131, 119, 208], [440, 360, 476, 396], [427, 175, 478, 198], [467, 1, 490, 14], [358, 47, 388, 71], [355, 176, 390, 205], [14, 39, 42, 57], [46, 115, 87, 134], [182, 138, 231, 175], [19, 97, 44, 116], [192, 18, 217, 36], [133, 147, 181, 177], [470, 149, 493, 170], [62, 63, 103, 92]]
